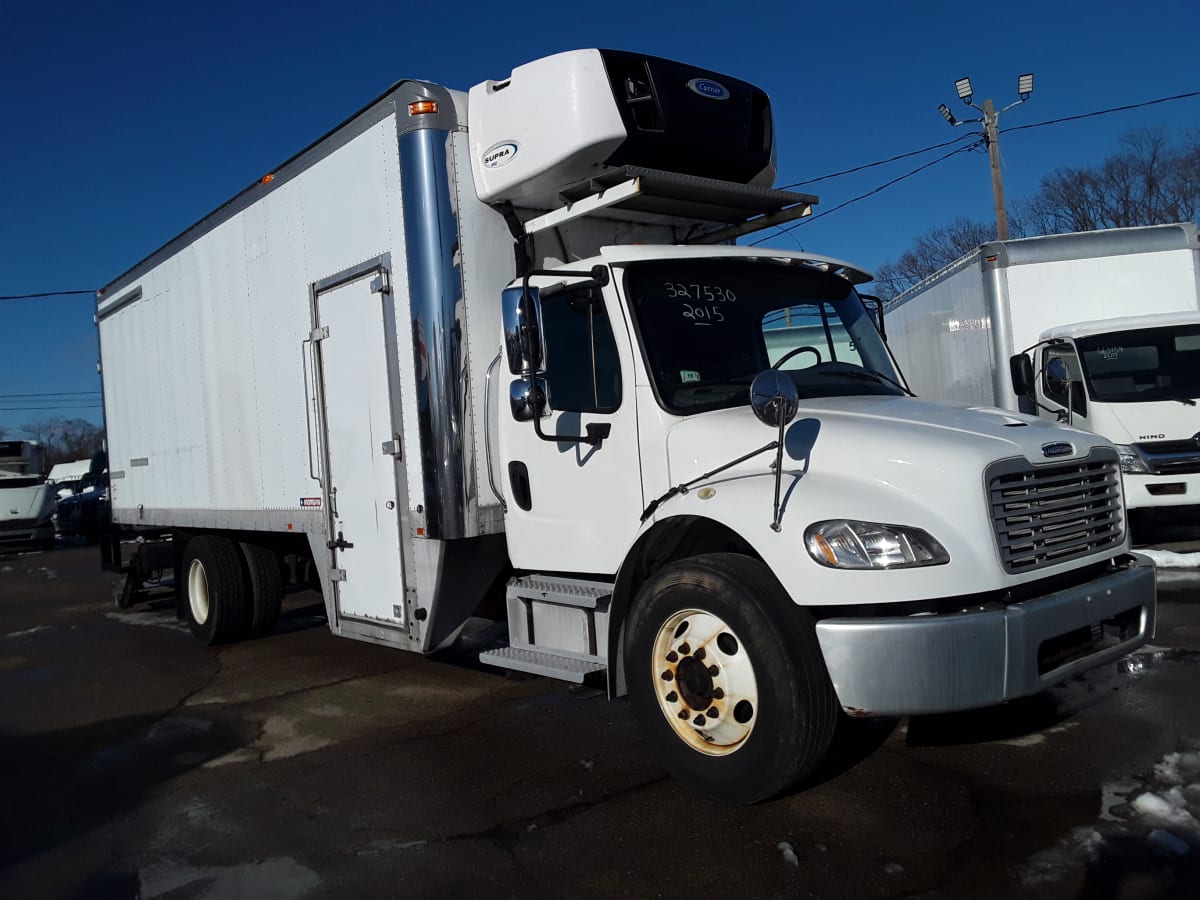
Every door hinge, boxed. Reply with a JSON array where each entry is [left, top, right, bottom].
[[381, 436, 402, 458], [330, 569, 347, 582], [370, 273, 391, 295], [310, 326, 330, 341]]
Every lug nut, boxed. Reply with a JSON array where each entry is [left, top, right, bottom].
[[678, 710, 689, 720], [708, 665, 719, 677], [693, 715, 706, 727], [661, 670, 674, 682], [679, 643, 691, 655], [707, 706, 719, 718], [665, 691, 678, 703], [694, 647, 706, 661], [666, 651, 678, 663], [712, 688, 725, 700]]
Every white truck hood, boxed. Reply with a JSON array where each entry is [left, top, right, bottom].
[[665, 396, 1110, 485], [0, 479, 55, 523], [1089, 400, 1200, 445]]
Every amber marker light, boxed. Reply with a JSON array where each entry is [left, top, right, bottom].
[[408, 100, 439, 116], [261, 173, 275, 184]]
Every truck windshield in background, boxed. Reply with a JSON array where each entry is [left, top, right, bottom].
[[1076, 324, 1200, 404], [624, 260, 903, 414]]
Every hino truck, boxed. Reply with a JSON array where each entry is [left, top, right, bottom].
[[0, 440, 56, 550], [884, 224, 1200, 525], [96, 49, 1155, 803]]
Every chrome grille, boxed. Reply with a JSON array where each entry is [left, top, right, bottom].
[[1134, 439, 1200, 475], [988, 451, 1124, 573]]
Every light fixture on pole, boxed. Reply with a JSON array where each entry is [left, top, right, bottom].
[[938, 72, 1034, 240]]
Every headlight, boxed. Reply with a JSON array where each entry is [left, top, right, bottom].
[[1114, 444, 1150, 475], [805, 520, 950, 569]]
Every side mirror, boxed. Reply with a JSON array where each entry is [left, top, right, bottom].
[[750, 370, 799, 429], [1009, 354, 1034, 397], [1045, 357, 1070, 397], [502, 285, 544, 375], [509, 378, 548, 422]]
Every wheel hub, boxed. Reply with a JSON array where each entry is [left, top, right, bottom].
[[651, 609, 758, 756]]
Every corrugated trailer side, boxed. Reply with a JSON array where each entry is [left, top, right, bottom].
[[883, 250, 1000, 407]]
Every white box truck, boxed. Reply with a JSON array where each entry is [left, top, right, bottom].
[[884, 224, 1200, 524], [97, 49, 1155, 803]]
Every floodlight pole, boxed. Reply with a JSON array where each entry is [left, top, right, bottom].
[[940, 75, 1033, 242], [982, 99, 1009, 240]]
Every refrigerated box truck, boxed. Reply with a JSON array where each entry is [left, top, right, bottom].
[[0, 440, 56, 550], [884, 224, 1200, 520], [97, 49, 1155, 803]]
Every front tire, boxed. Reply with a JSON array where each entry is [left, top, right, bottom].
[[182, 535, 250, 645], [626, 553, 839, 804]]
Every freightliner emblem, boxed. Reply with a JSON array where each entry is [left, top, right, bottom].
[[1041, 442, 1074, 459]]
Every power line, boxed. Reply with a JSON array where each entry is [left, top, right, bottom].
[[0, 405, 104, 412], [778, 132, 981, 189], [0, 290, 95, 301], [751, 141, 984, 245], [1001, 90, 1200, 135], [0, 391, 100, 399]]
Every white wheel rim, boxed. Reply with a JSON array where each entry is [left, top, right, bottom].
[[188, 559, 210, 625], [651, 608, 759, 756]]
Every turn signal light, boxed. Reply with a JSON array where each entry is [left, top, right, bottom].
[[409, 101, 439, 116]]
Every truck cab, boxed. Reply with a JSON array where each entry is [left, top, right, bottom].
[[1024, 311, 1200, 513]]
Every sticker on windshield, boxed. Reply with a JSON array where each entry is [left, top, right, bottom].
[[681, 370, 701, 383]]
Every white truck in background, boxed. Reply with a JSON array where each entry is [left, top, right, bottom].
[[96, 49, 1155, 803], [884, 224, 1200, 528], [0, 440, 56, 550]]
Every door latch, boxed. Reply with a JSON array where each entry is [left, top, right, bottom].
[[327, 530, 355, 551]]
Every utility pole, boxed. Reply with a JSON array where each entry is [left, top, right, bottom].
[[938, 74, 1033, 241]]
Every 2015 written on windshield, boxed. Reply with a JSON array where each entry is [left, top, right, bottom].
[[664, 282, 737, 326]]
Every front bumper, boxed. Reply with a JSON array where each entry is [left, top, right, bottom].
[[1124, 472, 1200, 510], [814, 554, 1156, 716]]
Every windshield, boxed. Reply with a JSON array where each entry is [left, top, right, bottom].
[[1076, 324, 1200, 403], [624, 259, 903, 414]]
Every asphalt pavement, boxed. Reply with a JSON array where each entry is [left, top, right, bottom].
[[1, 543, 1198, 899]]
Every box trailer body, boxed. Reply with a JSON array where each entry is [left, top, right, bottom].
[[885, 224, 1200, 513], [97, 50, 1155, 803]]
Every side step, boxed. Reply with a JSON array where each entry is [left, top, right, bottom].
[[477, 646, 605, 683], [477, 574, 613, 683]]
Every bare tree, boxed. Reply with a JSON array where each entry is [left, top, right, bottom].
[[18, 417, 104, 466], [1024, 127, 1200, 234], [875, 125, 1199, 298]]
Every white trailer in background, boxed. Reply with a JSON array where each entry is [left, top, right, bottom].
[[884, 223, 1200, 522], [97, 49, 1155, 803]]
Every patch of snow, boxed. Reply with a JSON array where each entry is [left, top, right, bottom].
[[106, 610, 189, 632], [3, 625, 51, 639], [1, 565, 13, 573], [1137, 549, 1200, 569], [139, 856, 320, 899], [883, 862, 905, 875], [1022, 741, 1200, 885], [777, 841, 799, 866]]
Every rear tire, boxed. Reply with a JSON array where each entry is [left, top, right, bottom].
[[239, 540, 284, 638], [182, 535, 250, 645], [626, 553, 839, 804]]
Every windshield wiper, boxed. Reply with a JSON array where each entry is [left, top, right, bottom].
[[1138, 386, 1198, 406], [815, 367, 915, 396]]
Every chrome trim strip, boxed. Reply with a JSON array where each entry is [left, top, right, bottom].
[[484, 351, 507, 512], [400, 127, 472, 539]]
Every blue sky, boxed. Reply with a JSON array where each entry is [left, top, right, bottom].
[[2, 0, 1197, 435]]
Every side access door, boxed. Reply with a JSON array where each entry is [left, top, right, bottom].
[[313, 262, 410, 631]]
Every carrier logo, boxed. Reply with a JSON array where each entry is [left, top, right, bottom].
[[300, 497, 323, 508], [687, 78, 730, 100], [481, 141, 519, 169], [1041, 442, 1075, 459]]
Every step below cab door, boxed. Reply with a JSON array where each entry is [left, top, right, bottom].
[[313, 261, 409, 631]]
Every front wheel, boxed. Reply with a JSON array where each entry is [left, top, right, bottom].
[[626, 553, 839, 804]]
